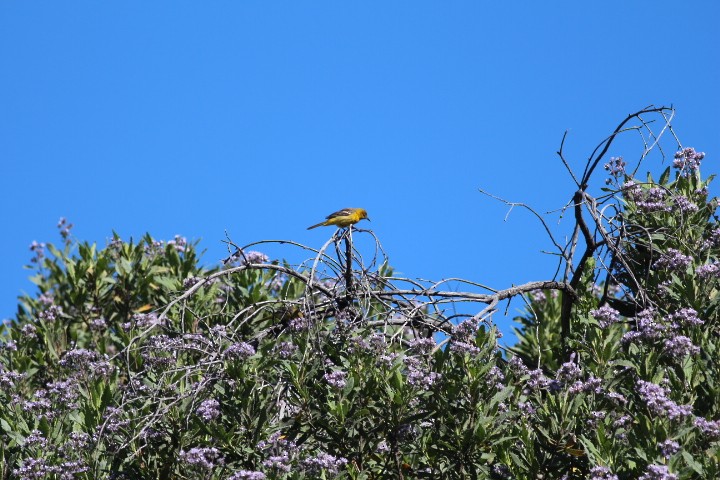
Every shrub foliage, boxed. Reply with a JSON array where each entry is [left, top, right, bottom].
[[2, 106, 719, 479]]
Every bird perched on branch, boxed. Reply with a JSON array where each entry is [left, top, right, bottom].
[[307, 208, 370, 230]]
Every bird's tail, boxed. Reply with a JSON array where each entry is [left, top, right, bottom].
[[307, 222, 325, 230]]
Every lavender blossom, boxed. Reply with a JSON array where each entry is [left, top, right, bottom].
[[696, 262, 720, 279], [225, 342, 256, 360], [29, 240, 46, 263], [586, 410, 607, 428], [408, 337, 436, 355], [451, 318, 479, 342], [631, 187, 672, 213], [167, 235, 188, 252], [197, 398, 221, 421], [658, 439, 680, 458], [591, 305, 621, 328], [653, 249, 693, 272], [229, 250, 269, 265], [622, 308, 666, 344], [673, 147, 705, 176], [638, 464, 677, 480], [668, 308, 704, 327], [273, 341, 298, 359], [0, 369, 25, 389], [488, 365, 505, 390], [604, 156, 626, 182], [302, 452, 348, 475], [662, 335, 700, 358], [179, 447, 224, 470], [262, 455, 291, 473], [636, 380, 692, 420], [530, 290, 546, 302], [38, 305, 62, 322], [324, 370, 347, 389], [556, 356, 582, 382], [227, 471, 267, 480], [526, 369, 552, 390], [568, 375, 604, 395], [590, 465, 619, 480], [673, 195, 699, 213], [694, 417, 720, 438], [449, 341, 481, 356], [405, 357, 441, 390]]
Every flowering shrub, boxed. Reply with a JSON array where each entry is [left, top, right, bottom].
[[2, 107, 719, 478]]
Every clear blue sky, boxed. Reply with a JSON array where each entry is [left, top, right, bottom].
[[2, 2, 719, 341]]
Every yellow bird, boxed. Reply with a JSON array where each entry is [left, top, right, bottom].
[[307, 208, 370, 230]]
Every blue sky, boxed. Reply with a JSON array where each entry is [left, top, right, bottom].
[[1, 2, 719, 341]]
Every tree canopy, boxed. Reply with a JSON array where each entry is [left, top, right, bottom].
[[2, 106, 719, 479]]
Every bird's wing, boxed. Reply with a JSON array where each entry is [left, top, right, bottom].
[[325, 208, 354, 219]]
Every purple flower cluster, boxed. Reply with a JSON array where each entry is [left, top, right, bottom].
[[262, 455, 290, 473], [694, 417, 720, 438], [604, 156, 626, 183], [636, 380, 692, 420], [324, 370, 347, 389], [167, 235, 188, 253], [557, 359, 582, 382], [621, 308, 701, 359], [89, 317, 107, 331], [488, 365, 505, 390], [196, 398, 221, 421], [525, 368, 552, 391], [518, 400, 536, 416], [591, 305, 621, 328], [696, 262, 720, 279], [404, 356, 441, 390], [13, 457, 88, 480], [227, 471, 267, 480], [668, 308, 704, 327], [451, 318, 479, 342], [183, 276, 202, 288], [273, 341, 298, 359], [652, 249, 693, 272], [179, 447, 224, 470], [658, 439, 680, 458], [408, 337, 436, 355], [225, 342, 256, 360], [663, 335, 700, 358], [257, 432, 298, 473], [586, 410, 607, 428], [638, 464, 677, 480], [302, 452, 348, 475], [621, 308, 666, 344], [38, 305, 62, 322], [449, 341, 481, 356], [590, 465, 619, 480], [57, 217, 73, 241], [673, 147, 705, 176], [59, 349, 114, 378], [288, 315, 310, 332], [103, 406, 131, 433], [25, 429, 48, 448], [349, 333, 388, 355], [229, 250, 270, 265], [0, 368, 25, 389], [673, 195, 699, 213], [627, 185, 671, 213], [508, 356, 529, 376], [568, 375, 604, 395], [29, 240, 46, 263]]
